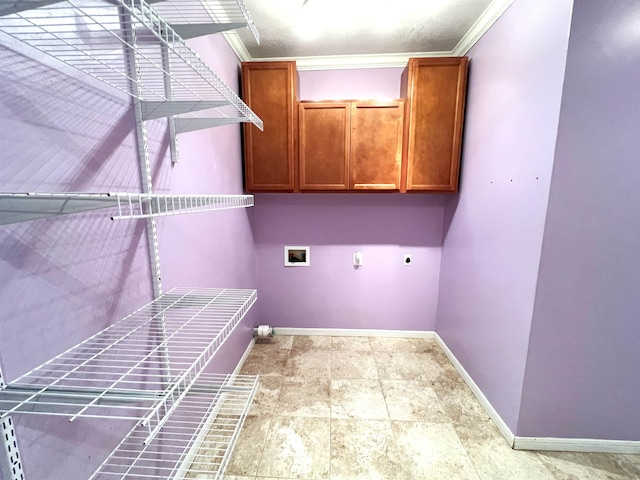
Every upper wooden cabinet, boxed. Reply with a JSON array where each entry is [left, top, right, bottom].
[[298, 100, 404, 192], [401, 57, 469, 193], [299, 102, 350, 191], [241, 61, 298, 192], [351, 101, 404, 191]]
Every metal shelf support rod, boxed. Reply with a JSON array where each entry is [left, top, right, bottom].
[[0, 367, 25, 480]]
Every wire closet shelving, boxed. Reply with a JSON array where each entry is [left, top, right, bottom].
[[0, 0, 262, 478], [90, 373, 258, 479], [0, 0, 263, 131], [0, 288, 257, 444], [0, 192, 255, 224]]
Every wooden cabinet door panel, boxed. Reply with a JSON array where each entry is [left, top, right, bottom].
[[351, 101, 404, 190], [299, 102, 350, 191], [403, 57, 468, 192], [242, 62, 297, 191]]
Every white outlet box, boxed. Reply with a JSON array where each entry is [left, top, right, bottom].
[[404, 254, 412, 266]]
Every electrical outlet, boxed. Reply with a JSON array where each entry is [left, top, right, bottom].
[[404, 254, 412, 266]]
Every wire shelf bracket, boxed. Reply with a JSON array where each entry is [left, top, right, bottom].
[[170, 22, 247, 40], [150, 0, 259, 44], [140, 100, 228, 120], [175, 117, 244, 134]]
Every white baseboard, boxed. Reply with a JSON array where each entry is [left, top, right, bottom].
[[268, 328, 640, 453], [272, 327, 436, 339], [434, 333, 640, 454], [232, 337, 257, 376], [513, 437, 640, 454], [434, 333, 516, 447]]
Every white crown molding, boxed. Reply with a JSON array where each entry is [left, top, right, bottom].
[[452, 0, 515, 56], [224, 0, 514, 69], [262, 52, 452, 71], [222, 31, 252, 63]]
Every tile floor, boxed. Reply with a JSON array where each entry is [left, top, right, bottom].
[[223, 335, 640, 480]]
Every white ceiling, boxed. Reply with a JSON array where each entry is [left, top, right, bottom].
[[226, 0, 513, 69]]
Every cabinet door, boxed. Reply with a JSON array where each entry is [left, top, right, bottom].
[[299, 102, 350, 191], [350, 101, 404, 190], [402, 57, 468, 192], [242, 62, 297, 192]]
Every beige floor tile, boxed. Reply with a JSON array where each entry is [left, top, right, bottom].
[[392, 421, 480, 480], [369, 337, 414, 352], [331, 336, 372, 351], [537, 451, 640, 480], [431, 376, 488, 424], [234, 336, 640, 480], [249, 376, 283, 415], [226, 415, 272, 477], [331, 350, 378, 379], [292, 335, 332, 351], [618, 454, 640, 478], [257, 416, 331, 478], [373, 351, 428, 381], [331, 379, 388, 420], [455, 420, 555, 480], [284, 349, 332, 379], [407, 337, 439, 353], [240, 350, 289, 377], [414, 351, 458, 381], [331, 419, 404, 480], [254, 334, 294, 350], [275, 377, 331, 417], [381, 380, 449, 422]]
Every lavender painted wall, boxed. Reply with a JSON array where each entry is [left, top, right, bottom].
[[157, 34, 258, 374], [0, 32, 254, 480], [254, 194, 444, 330], [254, 67, 444, 332], [0, 43, 152, 480], [435, 0, 573, 431], [518, 0, 640, 440], [298, 67, 405, 100]]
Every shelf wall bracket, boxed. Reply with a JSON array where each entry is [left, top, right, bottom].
[[170, 23, 248, 40], [175, 117, 244, 134], [140, 100, 228, 121], [160, 43, 180, 164]]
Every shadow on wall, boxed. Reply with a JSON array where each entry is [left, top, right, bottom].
[[252, 193, 446, 247]]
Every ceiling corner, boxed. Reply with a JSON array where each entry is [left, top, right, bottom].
[[452, 0, 515, 56], [222, 31, 252, 63]]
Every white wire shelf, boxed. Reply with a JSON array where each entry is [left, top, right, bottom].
[[0, 0, 263, 130], [0, 287, 257, 445], [90, 373, 258, 479], [151, 0, 259, 43], [0, 192, 254, 225]]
